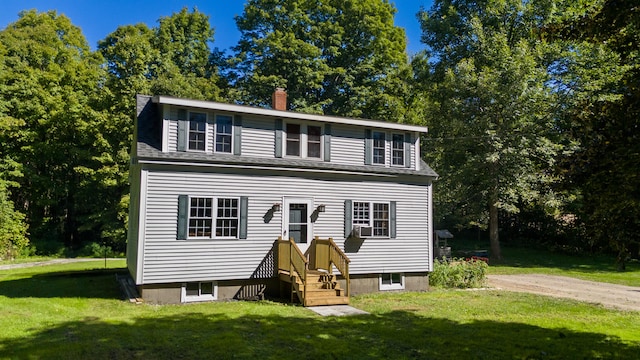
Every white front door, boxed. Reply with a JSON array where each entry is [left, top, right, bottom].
[[282, 198, 313, 253]]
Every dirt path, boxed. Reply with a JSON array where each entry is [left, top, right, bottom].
[[488, 274, 640, 312]]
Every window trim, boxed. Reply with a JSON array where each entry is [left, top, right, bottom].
[[391, 133, 405, 166], [282, 121, 324, 160], [178, 109, 237, 154], [182, 281, 218, 302], [187, 111, 208, 152], [185, 195, 241, 240], [379, 273, 405, 291], [372, 131, 386, 165], [214, 113, 234, 154]]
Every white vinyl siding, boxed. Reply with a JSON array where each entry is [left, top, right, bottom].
[[331, 124, 366, 166], [241, 116, 275, 158], [138, 168, 431, 284]]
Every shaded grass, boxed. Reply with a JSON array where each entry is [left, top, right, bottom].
[[1, 261, 639, 359], [451, 238, 640, 286]]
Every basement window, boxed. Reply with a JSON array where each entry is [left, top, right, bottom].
[[182, 281, 218, 302], [379, 273, 404, 291]]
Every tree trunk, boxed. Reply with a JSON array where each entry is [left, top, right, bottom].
[[489, 202, 502, 261]]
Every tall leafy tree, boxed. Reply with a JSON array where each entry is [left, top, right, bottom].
[[548, 0, 640, 268], [232, 0, 412, 121], [417, 0, 563, 259], [0, 10, 106, 249]]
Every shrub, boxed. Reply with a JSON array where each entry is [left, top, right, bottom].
[[430, 257, 488, 288], [0, 186, 29, 260], [77, 242, 118, 258]]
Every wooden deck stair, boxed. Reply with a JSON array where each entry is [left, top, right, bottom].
[[277, 237, 350, 307], [293, 270, 349, 306]]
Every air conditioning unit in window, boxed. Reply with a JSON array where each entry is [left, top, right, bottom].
[[353, 225, 373, 238]]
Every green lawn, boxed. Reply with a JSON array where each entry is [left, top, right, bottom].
[[450, 239, 640, 286], [1, 260, 639, 359]]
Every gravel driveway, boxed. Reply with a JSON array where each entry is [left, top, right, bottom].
[[488, 274, 640, 311]]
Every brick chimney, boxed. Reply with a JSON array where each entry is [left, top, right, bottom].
[[272, 88, 287, 111]]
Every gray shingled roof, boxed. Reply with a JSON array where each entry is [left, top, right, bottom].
[[136, 142, 438, 178]]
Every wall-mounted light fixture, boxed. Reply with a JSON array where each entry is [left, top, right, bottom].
[[271, 203, 281, 212], [316, 204, 326, 213]]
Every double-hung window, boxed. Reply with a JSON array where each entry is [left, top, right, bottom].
[[188, 112, 207, 151], [284, 122, 323, 159], [366, 130, 411, 168], [372, 131, 386, 165], [215, 115, 233, 153], [216, 198, 238, 237], [391, 133, 404, 166], [352, 201, 389, 237], [179, 195, 246, 240], [179, 110, 237, 154], [286, 123, 301, 156], [189, 197, 213, 237]]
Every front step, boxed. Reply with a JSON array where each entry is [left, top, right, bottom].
[[295, 270, 348, 306], [305, 294, 350, 307]]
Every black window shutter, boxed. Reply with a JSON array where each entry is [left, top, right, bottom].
[[239, 196, 248, 239], [275, 119, 283, 158], [390, 201, 397, 238], [177, 109, 187, 152], [234, 115, 242, 155], [364, 129, 372, 165], [177, 195, 188, 240], [324, 123, 331, 162], [344, 200, 352, 238], [404, 133, 412, 168]]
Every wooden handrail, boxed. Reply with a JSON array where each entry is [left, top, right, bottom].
[[277, 237, 308, 304], [310, 236, 351, 297]]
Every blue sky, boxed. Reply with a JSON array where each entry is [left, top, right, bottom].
[[0, 0, 433, 56]]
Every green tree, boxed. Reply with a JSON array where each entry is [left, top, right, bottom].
[[232, 0, 412, 121], [0, 119, 28, 259], [548, 0, 640, 268], [0, 10, 105, 250], [417, 0, 563, 259]]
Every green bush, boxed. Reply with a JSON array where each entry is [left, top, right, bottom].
[[430, 257, 488, 288], [77, 242, 119, 258]]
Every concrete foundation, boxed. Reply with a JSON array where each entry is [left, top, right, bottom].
[[139, 273, 429, 304]]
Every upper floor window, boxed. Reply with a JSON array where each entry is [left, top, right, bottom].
[[366, 130, 411, 168], [188, 112, 207, 151], [392, 133, 405, 166], [284, 122, 322, 159], [179, 110, 236, 154], [215, 115, 233, 153], [372, 131, 385, 164], [286, 123, 301, 156], [307, 125, 322, 158]]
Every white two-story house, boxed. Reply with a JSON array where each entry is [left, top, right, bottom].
[[127, 90, 438, 305]]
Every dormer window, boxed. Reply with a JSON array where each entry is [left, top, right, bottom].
[[372, 131, 386, 165], [215, 115, 233, 153], [365, 130, 412, 168], [392, 133, 405, 166], [188, 112, 207, 151], [178, 110, 238, 154], [284, 122, 323, 159], [286, 123, 301, 156]]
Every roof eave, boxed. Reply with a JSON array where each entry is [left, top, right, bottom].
[[152, 95, 429, 133]]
